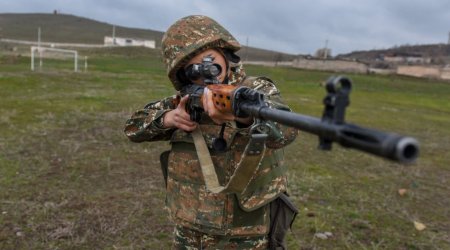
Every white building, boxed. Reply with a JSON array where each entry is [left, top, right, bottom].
[[104, 36, 155, 48]]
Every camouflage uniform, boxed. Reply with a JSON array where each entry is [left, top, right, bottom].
[[124, 15, 298, 249]]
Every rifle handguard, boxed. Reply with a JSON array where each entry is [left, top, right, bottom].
[[207, 84, 236, 114]]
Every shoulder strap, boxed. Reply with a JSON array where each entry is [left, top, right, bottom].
[[191, 128, 221, 189], [191, 127, 267, 194]]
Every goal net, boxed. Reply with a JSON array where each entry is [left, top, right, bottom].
[[30, 46, 79, 72]]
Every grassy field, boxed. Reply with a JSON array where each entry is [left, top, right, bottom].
[[0, 47, 449, 249]]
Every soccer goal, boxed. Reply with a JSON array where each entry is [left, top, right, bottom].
[[30, 46, 79, 72]]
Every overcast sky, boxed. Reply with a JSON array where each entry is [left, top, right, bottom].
[[1, 0, 449, 55]]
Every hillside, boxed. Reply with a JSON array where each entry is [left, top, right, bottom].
[[0, 13, 163, 45], [0, 13, 297, 62], [338, 43, 450, 63]]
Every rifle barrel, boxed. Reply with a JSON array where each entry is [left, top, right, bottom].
[[241, 103, 419, 164]]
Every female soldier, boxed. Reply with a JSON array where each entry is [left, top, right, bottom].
[[125, 15, 298, 249]]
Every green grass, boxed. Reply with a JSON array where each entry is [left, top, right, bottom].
[[1, 47, 449, 249]]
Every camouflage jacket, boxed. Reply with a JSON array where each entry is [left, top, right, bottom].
[[124, 77, 298, 236]]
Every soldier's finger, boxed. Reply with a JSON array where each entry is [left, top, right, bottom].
[[208, 104, 234, 121], [202, 88, 210, 112], [179, 110, 192, 121], [205, 91, 217, 116], [178, 95, 189, 109]]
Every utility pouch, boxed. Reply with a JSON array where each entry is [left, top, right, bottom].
[[159, 150, 170, 188], [268, 193, 299, 250]]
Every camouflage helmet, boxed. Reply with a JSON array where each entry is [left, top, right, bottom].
[[161, 15, 241, 90]]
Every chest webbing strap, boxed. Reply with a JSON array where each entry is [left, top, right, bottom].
[[191, 127, 267, 194]]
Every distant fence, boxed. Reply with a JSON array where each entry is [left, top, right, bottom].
[[244, 61, 292, 67], [292, 58, 368, 73], [368, 68, 396, 75], [244, 58, 368, 74], [1, 38, 105, 48], [244, 59, 450, 81], [397, 66, 450, 80]]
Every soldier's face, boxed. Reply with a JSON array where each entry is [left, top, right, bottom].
[[185, 49, 228, 85]]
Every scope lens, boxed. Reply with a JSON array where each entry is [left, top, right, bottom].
[[185, 64, 201, 80], [204, 64, 222, 77]]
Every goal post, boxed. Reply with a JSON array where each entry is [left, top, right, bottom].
[[30, 46, 79, 72]]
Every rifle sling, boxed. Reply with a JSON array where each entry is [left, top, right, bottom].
[[191, 127, 267, 194]]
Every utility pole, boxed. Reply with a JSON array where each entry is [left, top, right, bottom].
[[38, 27, 42, 69], [112, 25, 116, 45], [324, 39, 329, 59], [245, 36, 249, 62], [448, 31, 450, 45], [38, 27, 41, 47]]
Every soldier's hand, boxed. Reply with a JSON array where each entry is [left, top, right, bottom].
[[163, 95, 198, 131], [202, 88, 235, 124]]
